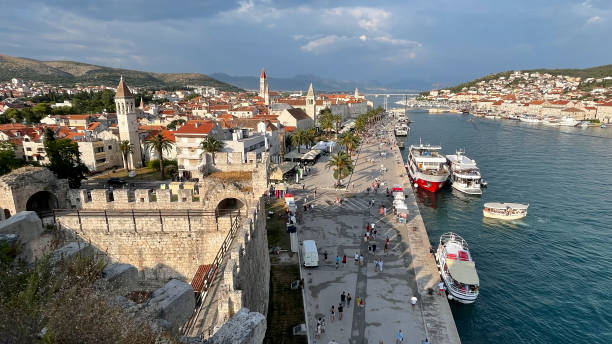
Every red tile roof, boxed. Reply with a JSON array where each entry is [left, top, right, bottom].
[[115, 77, 133, 98], [174, 120, 217, 135]]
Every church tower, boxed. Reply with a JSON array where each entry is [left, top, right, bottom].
[[115, 76, 142, 169], [259, 68, 267, 98], [306, 82, 316, 123], [264, 83, 270, 106]]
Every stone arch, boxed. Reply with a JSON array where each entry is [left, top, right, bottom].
[[26, 191, 59, 214], [216, 197, 245, 216]]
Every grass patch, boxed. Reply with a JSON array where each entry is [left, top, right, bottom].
[[266, 199, 290, 249], [90, 167, 163, 181], [264, 265, 307, 344], [208, 171, 252, 182]]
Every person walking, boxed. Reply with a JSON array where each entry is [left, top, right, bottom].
[[342, 255, 347, 265], [338, 303, 344, 320], [396, 329, 404, 343], [335, 255, 340, 269], [374, 258, 379, 272], [439, 281, 445, 295], [373, 243, 377, 254], [330, 305, 335, 322], [354, 252, 359, 264], [347, 293, 352, 306], [379, 258, 384, 272], [359, 254, 364, 266], [341, 291, 346, 305]]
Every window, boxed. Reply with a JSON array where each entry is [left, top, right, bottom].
[[26, 147, 32, 151], [108, 145, 112, 150]]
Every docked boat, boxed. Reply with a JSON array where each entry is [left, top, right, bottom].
[[542, 117, 560, 126], [394, 123, 409, 136], [435, 232, 480, 304], [559, 116, 579, 127], [483, 202, 528, 220], [507, 114, 520, 120], [520, 115, 541, 123], [601, 124, 607, 128], [406, 140, 449, 193], [446, 150, 483, 195]]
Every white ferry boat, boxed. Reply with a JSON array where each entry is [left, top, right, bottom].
[[435, 232, 480, 304], [446, 151, 483, 195], [394, 123, 409, 136], [519, 115, 541, 123], [483, 202, 528, 220], [559, 116, 579, 127], [542, 117, 560, 126], [406, 140, 449, 193]]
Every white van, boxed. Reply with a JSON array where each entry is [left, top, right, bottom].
[[302, 240, 319, 267]]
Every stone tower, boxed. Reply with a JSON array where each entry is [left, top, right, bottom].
[[115, 76, 142, 169], [306, 82, 316, 122], [259, 69, 267, 98], [264, 83, 270, 106], [354, 87, 359, 98]]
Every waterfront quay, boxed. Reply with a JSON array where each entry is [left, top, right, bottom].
[[294, 120, 460, 344]]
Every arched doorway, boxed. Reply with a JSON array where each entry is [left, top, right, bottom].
[[216, 198, 245, 216], [26, 191, 59, 215]]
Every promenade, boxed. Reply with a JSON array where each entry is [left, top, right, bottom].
[[294, 118, 460, 344]]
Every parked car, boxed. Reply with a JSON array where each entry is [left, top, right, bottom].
[[107, 178, 126, 187]]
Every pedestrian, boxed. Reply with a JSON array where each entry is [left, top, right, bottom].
[[302, 183, 305, 190], [364, 233, 368, 243], [368, 245, 372, 253], [330, 305, 335, 321], [359, 297, 364, 307], [396, 329, 404, 344], [371, 222, 375, 231], [366, 223, 370, 232], [355, 296, 360, 307], [379, 258, 383, 272], [374, 258, 378, 271], [359, 254, 364, 266], [341, 291, 346, 305], [384, 242, 389, 253], [316, 323, 321, 339], [366, 231, 371, 241], [338, 303, 343, 320], [373, 229, 377, 240], [386, 236, 390, 246], [354, 252, 359, 264], [342, 255, 347, 265], [438, 281, 445, 295], [324, 251, 328, 260], [373, 244, 377, 254], [424, 338, 430, 344], [383, 207, 387, 216], [347, 293, 352, 306], [335, 255, 340, 269]]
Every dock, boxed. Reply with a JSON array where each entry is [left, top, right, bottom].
[[295, 119, 461, 344]]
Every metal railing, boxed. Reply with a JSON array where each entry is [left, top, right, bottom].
[[180, 210, 243, 337]]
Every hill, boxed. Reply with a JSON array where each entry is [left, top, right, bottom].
[[0, 54, 242, 91], [449, 64, 612, 93]]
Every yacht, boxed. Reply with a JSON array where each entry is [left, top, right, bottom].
[[446, 151, 483, 195], [435, 232, 480, 304], [394, 123, 409, 136], [559, 116, 579, 127], [406, 140, 449, 193], [542, 117, 560, 126], [520, 115, 541, 123], [483, 202, 528, 220]]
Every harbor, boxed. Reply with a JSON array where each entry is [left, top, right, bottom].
[[293, 117, 460, 343]]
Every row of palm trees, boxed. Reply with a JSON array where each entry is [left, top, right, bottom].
[[325, 131, 361, 188], [118, 135, 225, 179], [355, 106, 385, 133]]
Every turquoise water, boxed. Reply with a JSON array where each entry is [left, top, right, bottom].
[[399, 112, 612, 344]]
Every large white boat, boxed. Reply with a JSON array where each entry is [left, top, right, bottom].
[[406, 140, 449, 193], [394, 123, 409, 136], [542, 117, 560, 126], [520, 115, 541, 123], [483, 202, 528, 220], [559, 116, 579, 127], [446, 151, 483, 195], [435, 232, 480, 304]]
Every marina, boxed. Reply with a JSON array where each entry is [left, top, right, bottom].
[[396, 110, 612, 344]]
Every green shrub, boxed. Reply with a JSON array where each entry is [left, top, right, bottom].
[[146, 159, 177, 171]]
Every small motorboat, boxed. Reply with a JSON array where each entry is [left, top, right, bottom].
[[483, 202, 528, 220]]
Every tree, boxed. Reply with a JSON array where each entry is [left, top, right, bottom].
[[326, 151, 353, 188], [43, 128, 89, 188], [318, 108, 334, 137], [290, 128, 308, 153], [118, 140, 133, 171], [167, 119, 186, 130], [338, 132, 360, 156], [0, 140, 25, 175], [144, 133, 174, 179], [305, 128, 316, 148], [200, 136, 224, 164], [332, 113, 343, 137]]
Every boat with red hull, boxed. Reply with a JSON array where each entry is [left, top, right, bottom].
[[406, 141, 449, 193]]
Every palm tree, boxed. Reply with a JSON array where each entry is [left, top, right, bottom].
[[318, 111, 334, 138], [338, 132, 360, 156], [290, 128, 308, 153], [144, 133, 174, 179], [305, 128, 316, 149], [200, 136, 224, 164], [326, 151, 353, 188], [118, 140, 133, 171], [332, 114, 343, 138]]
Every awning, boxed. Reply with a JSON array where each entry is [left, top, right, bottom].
[[284, 150, 303, 161], [301, 149, 322, 161], [275, 183, 287, 191], [446, 259, 479, 285]]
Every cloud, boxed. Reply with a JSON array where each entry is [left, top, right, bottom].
[[300, 35, 349, 53], [324, 7, 391, 32], [360, 35, 367, 41], [586, 15, 602, 23], [372, 36, 422, 47]]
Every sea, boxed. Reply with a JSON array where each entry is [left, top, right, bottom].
[[392, 110, 612, 343]]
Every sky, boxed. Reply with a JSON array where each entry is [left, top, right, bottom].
[[0, 0, 611, 87]]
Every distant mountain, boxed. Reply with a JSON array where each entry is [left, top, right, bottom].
[[210, 72, 430, 93], [449, 65, 612, 92], [0, 54, 241, 91]]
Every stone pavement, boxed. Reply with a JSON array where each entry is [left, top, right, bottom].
[[292, 119, 461, 344]]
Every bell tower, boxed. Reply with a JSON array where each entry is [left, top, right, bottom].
[[115, 76, 142, 169], [306, 82, 316, 123]]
